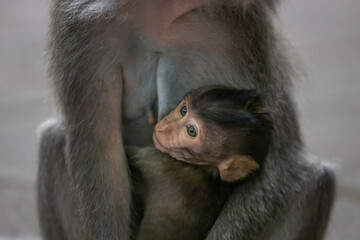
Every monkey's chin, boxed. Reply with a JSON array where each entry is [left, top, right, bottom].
[[152, 133, 186, 161], [168, 152, 185, 161]]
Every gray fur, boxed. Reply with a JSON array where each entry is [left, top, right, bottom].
[[38, 0, 335, 239]]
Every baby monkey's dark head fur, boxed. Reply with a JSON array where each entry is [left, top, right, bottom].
[[189, 86, 273, 166], [153, 86, 273, 182]]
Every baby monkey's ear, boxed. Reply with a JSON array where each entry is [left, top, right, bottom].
[[218, 155, 259, 182]]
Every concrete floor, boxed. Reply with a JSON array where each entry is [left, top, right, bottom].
[[0, 0, 359, 239]]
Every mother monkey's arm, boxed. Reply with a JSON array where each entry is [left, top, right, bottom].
[[48, 1, 131, 239]]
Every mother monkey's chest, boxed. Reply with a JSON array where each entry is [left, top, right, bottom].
[[119, 2, 249, 146]]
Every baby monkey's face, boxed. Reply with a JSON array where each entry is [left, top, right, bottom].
[[153, 96, 214, 165], [153, 86, 267, 182]]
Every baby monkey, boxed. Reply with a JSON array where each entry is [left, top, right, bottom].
[[127, 86, 273, 240]]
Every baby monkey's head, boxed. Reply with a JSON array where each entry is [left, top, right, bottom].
[[153, 86, 273, 182]]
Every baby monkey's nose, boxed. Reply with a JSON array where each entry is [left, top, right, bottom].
[[155, 123, 172, 134]]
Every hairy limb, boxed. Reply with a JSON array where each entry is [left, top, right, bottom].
[[203, 3, 335, 239], [37, 120, 68, 240], [205, 149, 335, 240], [48, 1, 130, 239]]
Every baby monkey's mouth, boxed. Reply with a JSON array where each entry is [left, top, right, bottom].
[[152, 132, 168, 152], [152, 132, 208, 165], [152, 132, 187, 161]]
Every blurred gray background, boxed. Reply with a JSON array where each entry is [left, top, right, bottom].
[[0, 0, 359, 239]]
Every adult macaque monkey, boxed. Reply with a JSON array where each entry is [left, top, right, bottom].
[[38, 0, 335, 239], [128, 87, 272, 240]]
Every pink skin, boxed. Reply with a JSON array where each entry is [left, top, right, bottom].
[[126, 0, 203, 43]]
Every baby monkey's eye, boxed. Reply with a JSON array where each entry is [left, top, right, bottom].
[[187, 125, 197, 137], [180, 105, 187, 116]]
